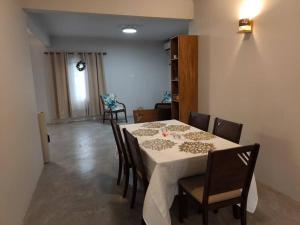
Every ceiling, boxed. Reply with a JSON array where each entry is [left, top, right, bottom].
[[27, 11, 190, 41]]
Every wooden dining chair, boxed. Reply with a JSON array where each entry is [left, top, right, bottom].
[[155, 103, 172, 120], [110, 120, 132, 198], [188, 112, 210, 131], [213, 118, 243, 144], [133, 109, 171, 123], [123, 128, 149, 209], [178, 144, 260, 225]]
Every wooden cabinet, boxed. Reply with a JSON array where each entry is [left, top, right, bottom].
[[170, 35, 198, 123]]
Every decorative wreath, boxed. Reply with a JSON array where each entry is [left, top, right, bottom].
[[76, 60, 86, 71]]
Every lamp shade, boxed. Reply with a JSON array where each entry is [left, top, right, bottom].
[[238, 18, 253, 33]]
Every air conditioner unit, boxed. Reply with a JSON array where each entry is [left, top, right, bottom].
[[164, 41, 170, 51]]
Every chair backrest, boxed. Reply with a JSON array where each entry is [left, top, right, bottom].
[[188, 112, 210, 131], [154, 103, 171, 120], [203, 144, 260, 203], [123, 128, 147, 184], [100, 95, 105, 111], [133, 109, 169, 123], [101, 94, 117, 109], [154, 103, 171, 110], [162, 91, 172, 103], [110, 120, 130, 165], [213, 118, 243, 144]]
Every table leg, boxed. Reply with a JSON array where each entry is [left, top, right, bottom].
[[232, 204, 241, 219]]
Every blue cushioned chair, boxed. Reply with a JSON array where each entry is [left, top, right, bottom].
[[100, 94, 128, 123], [162, 91, 172, 103]]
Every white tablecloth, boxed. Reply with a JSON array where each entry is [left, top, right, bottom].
[[121, 120, 258, 225]]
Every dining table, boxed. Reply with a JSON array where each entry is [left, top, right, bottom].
[[120, 119, 258, 225]]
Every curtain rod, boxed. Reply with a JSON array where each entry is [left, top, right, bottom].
[[44, 51, 107, 55]]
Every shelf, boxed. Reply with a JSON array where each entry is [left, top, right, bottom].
[[169, 35, 198, 123], [172, 94, 179, 102], [171, 37, 178, 63], [171, 61, 178, 80]]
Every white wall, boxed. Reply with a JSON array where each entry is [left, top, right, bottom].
[[50, 37, 170, 116], [0, 1, 43, 225], [21, 0, 194, 19], [190, 0, 300, 201], [29, 35, 56, 122], [27, 14, 51, 46]]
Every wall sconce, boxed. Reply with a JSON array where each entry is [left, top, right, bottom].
[[238, 18, 253, 33], [239, 0, 263, 34]]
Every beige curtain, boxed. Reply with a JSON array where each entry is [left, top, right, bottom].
[[48, 52, 106, 121], [84, 53, 106, 117], [67, 53, 88, 118], [49, 53, 71, 119]]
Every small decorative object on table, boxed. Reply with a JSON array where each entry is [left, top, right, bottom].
[[166, 125, 190, 132], [170, 133, 181, 140], [183, 131, 216, 141], [131, 129, 159, 137], [179, 142, 216, 154], [161, 127, 169, 137], [141, 139, 176, 151]]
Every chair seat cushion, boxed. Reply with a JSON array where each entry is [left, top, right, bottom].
[[105, 104, 124, 112], [179, 175, 241, 204]]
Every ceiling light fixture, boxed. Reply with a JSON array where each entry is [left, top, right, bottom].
[[122, 27, 137, 34]]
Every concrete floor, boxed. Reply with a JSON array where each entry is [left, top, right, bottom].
[[24, 121, 300, 225]]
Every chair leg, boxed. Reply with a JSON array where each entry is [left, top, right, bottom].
[[240, 203, 247, 225], [141, 218, 146, 225], [116, 112, 118, 122], [184, 194, 189, 219], [233, 204, 241, 219], [117, 157, 123, 185], [198, 205, 202, 213], [124, 110, 128, 123], [130, 171, 138, 209], [178, 185, 184, 223], [110, 112, 113, 121], [142, 180, 148, 195], [123, 163, 127, 175], [103, 112, 106, 123], [202, 207, 208, 225], [123, 167, 130, 198]]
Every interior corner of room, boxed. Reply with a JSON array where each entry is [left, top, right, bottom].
[[1, 0, 300, 225]]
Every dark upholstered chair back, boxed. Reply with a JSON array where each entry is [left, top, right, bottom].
[[188, 112, 210, 131], [213, 118, 243, 144], [111, 120, 124, 158], [133, 109, 170, 123], [155, 103, 171, 110], [204, 144, 260, 203], [111, 120, 130, 164], [123, 129, 147, 185]]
